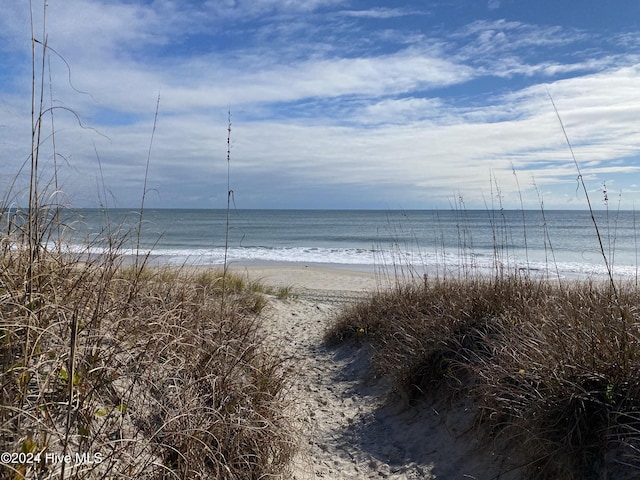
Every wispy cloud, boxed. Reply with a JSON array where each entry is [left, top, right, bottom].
[[1, 1, 639, 209], [336, 7, 425, 19]]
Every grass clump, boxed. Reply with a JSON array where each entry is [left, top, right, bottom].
[[0, 243, 296, 479], [274, 285, 296, 300], [325, 274, 640, 479]]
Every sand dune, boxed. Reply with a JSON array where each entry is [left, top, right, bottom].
[[236, 265, 519, 480]]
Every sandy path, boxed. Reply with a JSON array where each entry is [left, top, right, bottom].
[[238, 266, 518, 480]]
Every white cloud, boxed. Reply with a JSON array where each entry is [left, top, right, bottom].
[[337, 8, 425, 19], [452, 19, 589, 67], [52, 49, 475, 116], [7, 59, 640, 209], [354, 97, 446, 125], [2, 1, 640, 209]]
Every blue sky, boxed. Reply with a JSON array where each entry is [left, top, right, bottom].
[[1, 0, 640, 209]]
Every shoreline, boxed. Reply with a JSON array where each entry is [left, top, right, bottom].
[[155, 259, 628, 287], [63, 247, 638, 284], [109, 254, 637, 291]]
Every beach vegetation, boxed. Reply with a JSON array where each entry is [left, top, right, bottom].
[[1, 244, 296, 479], [0, 6, 296, 477], [275, 285, 296, 300], [325, 101, 640, 478], [325, 274, 640, 478]]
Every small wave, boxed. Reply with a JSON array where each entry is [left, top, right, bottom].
[[160, 246, 382, 265], [51, 242, 639, 279]]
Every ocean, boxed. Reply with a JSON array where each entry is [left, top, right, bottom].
[[44, 208, 640, 281]]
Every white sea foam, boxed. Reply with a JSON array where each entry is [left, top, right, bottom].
[[160, 246, 382, 265], [54, 241, 640, 280]]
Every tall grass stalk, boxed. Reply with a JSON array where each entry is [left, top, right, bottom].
[[47, 51, 62, 248], [547, 91, 632, 374], [135, 92, 160, 270], [547, 91, 617, 296], [221, 109, 233, 312], [532, 177, 563, 284], [485, 174, 510, 279], [634, 204, 638, 286], [452, 194, 475, 279], [27, 0, 48, 296], [511, 164, 529, 272], [433, 209, 445, 280]]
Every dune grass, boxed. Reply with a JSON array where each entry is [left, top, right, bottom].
[[14, 5, 640, 478], [325, 93, 640, 479], [0, 234, 296, 479], [0, 9, 300, 477], [325, 273, 640, 478], [0, 9, 302, 476]]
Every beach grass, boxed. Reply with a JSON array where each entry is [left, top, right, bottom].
[[323, 95, 640, 479], [325, 273, 640, 478], [0, 11, 301, 477], [0, 11, 302, 476], [13, 5, 640, 478], [0, 237, 296, 479]]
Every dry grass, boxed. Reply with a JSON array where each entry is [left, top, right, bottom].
[[1, 239, 296, 479], [325, 274, 640, 479], [0, 6, 302, 476], [1, 9, 298, 475]]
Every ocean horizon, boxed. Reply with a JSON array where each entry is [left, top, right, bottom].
[[14, 207, 631, 281]]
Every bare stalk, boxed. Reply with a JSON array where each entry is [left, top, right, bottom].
[[547, 91, 617, 296], [511, 163, 529, 273], [547, 90, 629, 370], [47, 51, 62, 248], [635, 202, 638, 286], [221, 109, 233, 311], [136, 92, 160, 269], [27, 0, 49, 297], [532, 177, 562, 285]]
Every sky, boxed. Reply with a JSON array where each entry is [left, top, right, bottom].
[[1, 0, 640, 210]]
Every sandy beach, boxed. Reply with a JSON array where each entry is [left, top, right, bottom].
[[228, 264, 385, 300], [234, 265, 518, 480]]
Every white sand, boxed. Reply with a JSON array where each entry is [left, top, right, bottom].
[[235, 265, 521, 480]]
